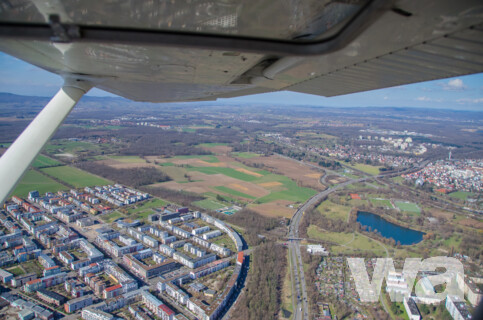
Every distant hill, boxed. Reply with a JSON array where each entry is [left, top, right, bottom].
[[0, 91, 127, 104], [0, 92, 480, 119]]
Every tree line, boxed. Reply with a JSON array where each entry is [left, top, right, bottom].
[[209, 208, 279, 247], [139, 186, 205, 207], [75, 162, 171, 187], [233, 242, 286, 320]]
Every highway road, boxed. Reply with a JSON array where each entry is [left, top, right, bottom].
[[285, 159, 427, 319], [288, 177, 362, 320]]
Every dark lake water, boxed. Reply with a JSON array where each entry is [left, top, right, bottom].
[[357, 211, 424, 245]]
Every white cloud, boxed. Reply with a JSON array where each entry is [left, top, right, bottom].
[[456, 98, 483, 104], [416, 96, 443, 102], [443, 78, 466, 90], [416, 96, 430, 101], [383, 96, 388, 100]]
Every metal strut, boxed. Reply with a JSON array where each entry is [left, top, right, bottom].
[[0, 79, 92, 205]]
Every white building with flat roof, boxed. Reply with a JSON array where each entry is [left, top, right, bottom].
[[306, 244, 328, 256], [403, 297, 421, 320]]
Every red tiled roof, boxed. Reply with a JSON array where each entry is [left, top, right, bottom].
[[237, 252, 244, 264], [45, 266, 59, 270], [105, 284, 122, 292], [26, 279, 41, 285], [158, 304, 175, 315]]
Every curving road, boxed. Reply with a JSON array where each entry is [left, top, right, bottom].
[[286, 159, 428, 320], [288, 178, 364, 320]]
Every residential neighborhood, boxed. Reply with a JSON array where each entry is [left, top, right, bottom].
[[0, 185, 246, 320]]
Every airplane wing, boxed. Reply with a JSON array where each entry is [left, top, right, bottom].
[[0, 0, 482, 102], [0, 0, 483, 204]]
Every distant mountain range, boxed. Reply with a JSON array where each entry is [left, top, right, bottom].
[[0, 92, 127, 104], [0, 92, 481, 117]]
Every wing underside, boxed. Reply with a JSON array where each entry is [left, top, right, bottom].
[[0, 0, 482, 102]]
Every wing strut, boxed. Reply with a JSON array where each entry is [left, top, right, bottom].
[[0, 79, 92, 205]]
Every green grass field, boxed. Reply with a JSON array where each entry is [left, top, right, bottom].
[[157, 155, 317, 206], [256, 178, 316, 204], [7, 266, 25, 276], [307, 225, 387, 255], [188, 166, 258, 181], [159, 162, 175, 166], [32, 155, 62, 168], [127, 198, 166, 215], [21, 260, 44, 277], [203, 192, 239, 205], [11, 170, 66, 197], [307, 225, 353, 243], [109, 155, 146, 163], [254, 174, 316, 204], [370, 198, 394, 208], [171, 155, 220, 163], [231, 152, 261, 159], [215, 186, 256, 200], [200, 155, 220, 163], [41, 166, 111, 188], [395, 201, 421, 214], [391, 176, 405, 183], [448, 191, 475, 200], [44, 140, 101, 154], [386, 299, 410, 320], [317, 200, 350, 221], [193, 199, 226, 210], [133, 209, 156, 220], [345, 163, 382, 175], [442, 235, 462, 248], [101, 211, 124, 223], [211, 234, 236, 252]]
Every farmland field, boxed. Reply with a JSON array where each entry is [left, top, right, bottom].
[[255, 175, 316, 204], [41, 165, 112, 188], [231, 152, 262, 159], [11, 170, 66, 197], [32, 154, 62, 168], [215, 186, 257, 200], [153, 154, 318, 217], [187, 166, 259, 182], [240, 155, 325, 191], [169, 154, 220, 163], [193, 199, 226, 210], [108, 155, 146, 163]]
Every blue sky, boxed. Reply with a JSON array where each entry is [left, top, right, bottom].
[[0, 52, 482, 111]]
